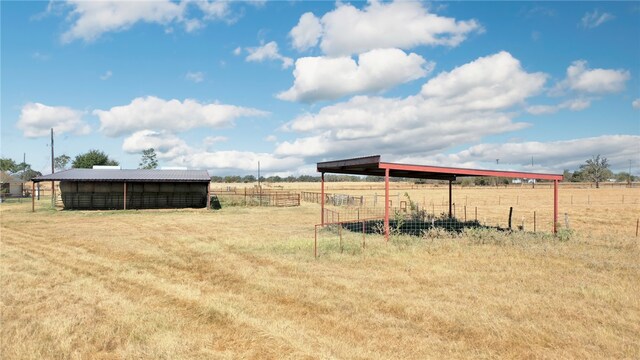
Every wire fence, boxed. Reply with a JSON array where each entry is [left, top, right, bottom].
[[302, 191, 640, 207], [213, 187, 300, 207]]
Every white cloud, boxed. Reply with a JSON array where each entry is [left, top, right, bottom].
[[61, 0, 185, 43], [203, 135, 228, 148], [277, 48, 434, 102], [526, 98, 591, 115], [290, 0, 482, 56], [32, 52, 50, 61], [560, 60, 629, 94], [276, 52, 546, 160], [17, 102, 91, 138], [195, 0, 229, 21], [633, 99, 640, 110], [100, 70, 112, 80], [60, 0, 232, 43], [233, 46, 242, 56], [289, 12, 322, 51], [122, 130, 191, 159], [122, 131, 300, 173], [580, 10, 614, 29], [172, 150, 304, 173], [419, 135, 640, 173], [95, 96, 268, 137], [185, 71, 205, 83], [245, 41, 293, 69], [419, 51, 547, 110], [265, 135, 277, 142]]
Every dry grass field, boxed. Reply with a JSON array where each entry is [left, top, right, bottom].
[[1, 184, 639, 359]]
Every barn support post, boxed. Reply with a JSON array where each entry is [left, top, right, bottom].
[[31, 181, 35, 212], [448, 180, 452, 218], [384, 167, 390, 241], [123, 182, 127, 210], [51, 181, 55, 207], [553, 179, 558, 234], [206, 181, 211, 209], [321, 172, 325, 225]]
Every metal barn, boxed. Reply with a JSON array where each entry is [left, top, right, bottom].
[[32, 169, 211, 210]]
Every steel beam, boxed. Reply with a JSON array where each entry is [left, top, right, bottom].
[[385, 167, 390, 241], [448, 180, 452, 218], [321, 172, 325, 225], [553, 180, 558, 234]]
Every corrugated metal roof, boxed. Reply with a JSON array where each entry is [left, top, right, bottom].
[[317, 155, 563, 181], [32, 169, 210, 183]]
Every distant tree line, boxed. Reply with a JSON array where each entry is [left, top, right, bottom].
[[211, 155, 636, 188]]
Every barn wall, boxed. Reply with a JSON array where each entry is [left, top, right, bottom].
[[60, 181, 207, 210]]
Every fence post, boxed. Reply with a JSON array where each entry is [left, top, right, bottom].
[[475, 206, 477, 222], [464, 206, 467, 222], [533, 211, 536, 232], [508, 207, 513, 230]]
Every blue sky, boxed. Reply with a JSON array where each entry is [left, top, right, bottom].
[[1, 0, 639, 176]]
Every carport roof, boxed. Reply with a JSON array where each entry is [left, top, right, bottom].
[[32, 169, 211, 183], [317, 155, 563, 181]]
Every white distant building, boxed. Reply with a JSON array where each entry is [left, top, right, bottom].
[[93, 165, 121, 170]]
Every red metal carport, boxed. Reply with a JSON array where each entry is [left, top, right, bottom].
[[317, 155, 563, 239]]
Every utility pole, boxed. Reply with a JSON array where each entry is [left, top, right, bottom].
[[51, 128, 55, 207], [630, 159, 633, 187]]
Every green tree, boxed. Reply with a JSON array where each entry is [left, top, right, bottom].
[[19, 167, 42, 182], [242, 175, 256, 183], [54, 154, 71, 171], [580, 155, 611, 188], [138, 148, 158, 169], [614, 172, 636, 183], [0, 157, 18, 172], [72, 150, 119, 169]]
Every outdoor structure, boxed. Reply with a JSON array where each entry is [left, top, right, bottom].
[[317, 156, 564, 239], [31, 169, 211, 211], [0, 171, 24, 197]]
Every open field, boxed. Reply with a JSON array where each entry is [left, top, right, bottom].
[[2, 184, 640, 359]]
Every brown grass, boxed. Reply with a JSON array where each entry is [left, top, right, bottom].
[[1, 184, 639, 359]]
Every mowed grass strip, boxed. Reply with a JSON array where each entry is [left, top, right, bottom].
[[1, 193, 639, 359]]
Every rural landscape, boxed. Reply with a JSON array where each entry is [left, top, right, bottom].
[[2, 179, 639, 358], [2, 1, 639, 359]]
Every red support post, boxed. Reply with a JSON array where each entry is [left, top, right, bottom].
[[321, 172, 325, 225], [384, 167, 390, 241], [448, 180, 452, 218], [553, 179, 558, 234]]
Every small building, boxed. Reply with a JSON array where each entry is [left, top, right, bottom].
[[32, 169, 210, 210], [0, 171, 24, 197]]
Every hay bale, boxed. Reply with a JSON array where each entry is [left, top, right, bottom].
[[94, 182, 111, 193], [77, 182, 94, 193], [144, 183, 160, 192], [160, 183, 175, 192], [60, 181, 78, 193], [174, 183, 190, 193], [129, 183, 144, 193]]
